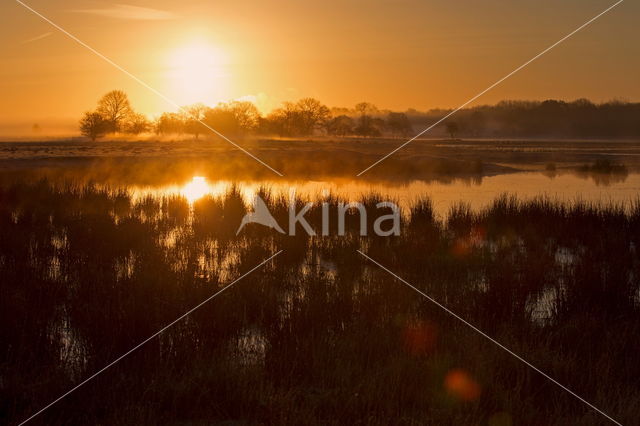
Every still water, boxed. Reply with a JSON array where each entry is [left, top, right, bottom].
[[131, 171, 640, 217]]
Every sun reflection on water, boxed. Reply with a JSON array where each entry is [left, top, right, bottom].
[[128, 171, 640, 215], [181, 176, 210, 202], [131, 177, 257, 205]]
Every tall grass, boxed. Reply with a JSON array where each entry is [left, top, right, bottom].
[[1, 181, 639, 425]]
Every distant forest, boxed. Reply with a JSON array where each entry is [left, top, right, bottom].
[[80, 91, 640, 141]]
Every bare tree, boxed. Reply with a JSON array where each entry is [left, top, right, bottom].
[[123, 113, 151, 135], [261, 98, 329, 137], [182, 103, 208, 139], [79, 112, 109, 141], [155, 112, 185, 135], [354, 102, 381, 137], [227, 101, 261, 132], [446, 122, 459, 139], [326, 115, 354, 136], [97, 90, 133, 132], [295, 98, 330, 134], [355, 116, 385, 137], [386, 112, 412, 137], [354, 102, 378, 117]]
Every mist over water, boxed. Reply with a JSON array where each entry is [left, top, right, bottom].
[[1, 138, 638, 424]]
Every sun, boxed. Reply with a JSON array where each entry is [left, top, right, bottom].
[[166, 42, 228, 106]]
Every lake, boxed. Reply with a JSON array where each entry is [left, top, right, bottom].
[[131, 170, 638, 217]]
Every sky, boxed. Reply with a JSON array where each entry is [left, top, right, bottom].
[[0, 0, 638, 134]]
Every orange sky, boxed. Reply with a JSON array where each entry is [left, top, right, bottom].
[[0, 0, 638, 135]]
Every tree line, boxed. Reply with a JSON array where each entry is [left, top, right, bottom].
[[80, 91, 640, 141], [79, 91, 414, 141], [424, 99, 640, 139]]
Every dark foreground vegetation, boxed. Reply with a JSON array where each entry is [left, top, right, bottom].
[[1, 181, 639, 425]]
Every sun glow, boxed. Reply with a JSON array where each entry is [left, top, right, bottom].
[[181, 176, 211, 202], [166, 42, 229, 106]]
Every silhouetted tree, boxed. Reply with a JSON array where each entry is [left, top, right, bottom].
[[326, 115, 354, 136], [371, 117, 386, 136], [355, 116, 385, 137], [155, 112, 185, 135], [226, 101, 261, 132], [182, 103, 208, 139], [97, 90, 133, 132], [79, 112, 109, 141], [386, 112, 412, 137], [269, 102, 298, 136], [330, 106, 351, 116], [354, 102, 382, 137], [264, 98, 330, 136], [189, 101, 261, 137], [446, 122, 459, 139], [123, 113, 151, 135], [78, 95, 640, 140], [295, 98, 330, 134], [354, 102, 378, 117], [203, 105, 241, 135]]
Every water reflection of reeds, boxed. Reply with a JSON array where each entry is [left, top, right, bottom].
[[1, 181, 639, 424]]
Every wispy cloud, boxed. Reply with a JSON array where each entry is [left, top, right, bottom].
[[72, 4, 176, 21], [21, 32, 53, 45]]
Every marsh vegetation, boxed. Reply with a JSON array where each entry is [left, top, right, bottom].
[[1, 180, 639, 425]]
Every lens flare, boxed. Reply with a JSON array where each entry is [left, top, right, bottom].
[[444, 368, 481, 402]]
